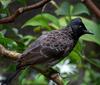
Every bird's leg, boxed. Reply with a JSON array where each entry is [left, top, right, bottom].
[[32, 65, 64, 85]]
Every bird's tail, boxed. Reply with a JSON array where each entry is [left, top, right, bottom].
[[0, 69, 21, 85]]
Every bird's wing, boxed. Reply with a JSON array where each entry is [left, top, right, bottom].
[[17, 33, 49, 68]]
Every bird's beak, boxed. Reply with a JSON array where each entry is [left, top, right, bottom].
[[84, 30, 94, 35]]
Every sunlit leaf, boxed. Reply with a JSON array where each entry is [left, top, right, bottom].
[[22, 13, 60, 29], [72, 3, 90, 15]]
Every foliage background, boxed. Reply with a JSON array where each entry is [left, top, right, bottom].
[[0, 0, 100, 85]]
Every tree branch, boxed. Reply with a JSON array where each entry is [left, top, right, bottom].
[[0, 44, 63, 85], [81, 0, 100, 18], [0, 45, 21, 59], [0, 0, 51, 24]]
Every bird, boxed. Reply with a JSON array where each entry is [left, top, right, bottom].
[[0, 18, 93, 85]]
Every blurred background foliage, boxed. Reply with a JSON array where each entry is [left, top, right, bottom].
[[0, 0, 100, 85]]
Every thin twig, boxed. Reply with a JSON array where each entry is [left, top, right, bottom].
[[81, 0, 100, 18], [0, 0, 51, 24]]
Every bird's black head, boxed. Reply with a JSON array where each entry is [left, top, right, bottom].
[[68, 18, 93, 39]]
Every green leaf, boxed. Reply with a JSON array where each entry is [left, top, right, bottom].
[[22, 13, 60, 29], [69, 51, 82, 63], [69, 42, 83, 64], [58, 17, 68, 27], [81, 34, 100, 45], [80, 18, 100, 45], [34, 75, 48, 85], [20, 74, 48, 85], [55, 1, 70, 16], [21, 35, 36, 45], [0, 32, 17, 49], [19, 68, 29, 84], [16, 42, 26, 52], [0, 0, 11, 8], [72, 3, 90, 15], [73, 41, 84, 53]]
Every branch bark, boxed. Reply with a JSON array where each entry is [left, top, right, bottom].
[[81, 0, 100, 18], [0, 0, 51, 24], [0, 44, 63, 85], [0, 45, 21, 59]]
